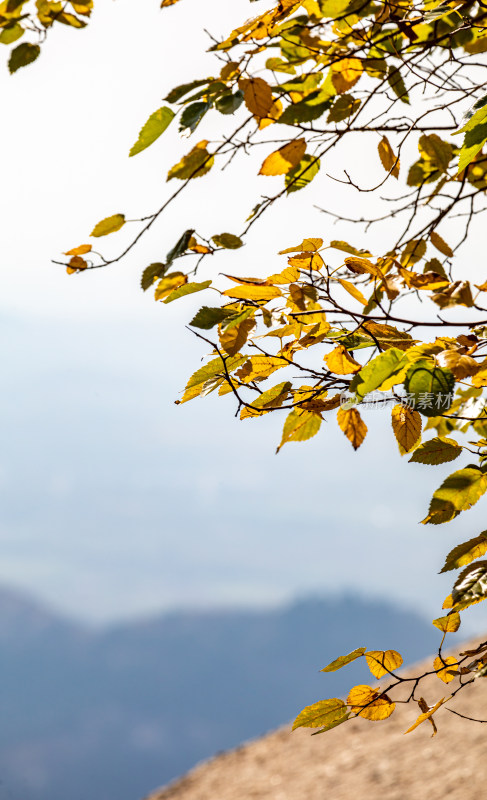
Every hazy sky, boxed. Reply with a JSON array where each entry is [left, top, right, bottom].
[[0, 0, 486, 630]]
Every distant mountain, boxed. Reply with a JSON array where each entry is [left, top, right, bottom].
[[0, 589, 437, 800]]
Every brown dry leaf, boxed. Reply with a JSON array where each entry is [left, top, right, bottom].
[[325, 345, 361, 375], [391, 404, 422, 454], [378, 136, 400, 178], [219, 317, 256, 357], [239, 77, 274, 117], [347, 685, 395, 721], [337, 406, 367, 450], [433, 655, 459, 684], [404, 696, 450, 735], [258, 97, 283, 129], [259, 139, 307, 176]]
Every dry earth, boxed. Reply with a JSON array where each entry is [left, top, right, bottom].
[[146, 635, 487, 800]]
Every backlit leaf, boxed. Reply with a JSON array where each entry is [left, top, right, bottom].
[[391, 404, 422, 455], [285, 155, 320, 193], [64, 244, 92, 256], [404, 697, 449, 734], [164, 280, 212, 304], [129, 107, 175, 156], [350, 348, 405, 399], [452, 561, 487, 604], [180, 354, 246, 403], [347, 685, 395, 721], [320, 647, 366, 673], [277, 409, 322, 452], [259, 139, 307, 176], [167, 140, 214, 180], [409, 437, 462, 466], [220, 315, 255, 356], [190, 306, 232, 329], [292, 698, 348, 731], [432, 613, 461, 633], [90, 214, 126, 237], [430, 231, 453, 258], [378, 136, 400, 178], [422, 467, 487, 524], [433, 656, 458, 684], [222, 284, 281, 301], [404, 360, 455, 417], [239, 77, 273, 117], [365, 650, 403, 679], [338, 279, 366, 305], [331, 58, 363, 93], [440, 533, 487, 573], [337, 406, 367, 450], [212, 233, 243, 249]]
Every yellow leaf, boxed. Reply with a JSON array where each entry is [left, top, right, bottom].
[[331, 58, 363, 93], [258, 97, 283, 129], [321, 647, 366, 673], [222, 284, 282, 301], [325, 345, 361, 375], [277, 409, 322, 452], [266, 266, 300, 284], [378, 136, 400, 178], [436, 349, 479, 379], [167, 140, 214, 181], [365, 650, 403, 679], [430, 231, 454, 258], [404, 696, 449, 734], [240, 380, 291, 419], [259, 139, 307, 176], [288, 252, 324, 271], [90, 214, 126, 238], [433, 656, 458, 684], [279, 238, 323, 254], [337, 406, 367, 450], [338, 278, 367, 305], [432, 612, 461, 633], [440, 533, 487, 574], [219, 316, 255, 356], [237, 355, 288, 382], [292, 698, 348, 731], [154, 272, 187, 301], [344, 256, 383, 279], [64, 244, 92, 256], [239, 77, 273, 117], [347, 685, 395, 721], [391, 404, 422, 454]]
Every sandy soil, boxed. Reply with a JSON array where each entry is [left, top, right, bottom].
[[145, 635, 487, 800]]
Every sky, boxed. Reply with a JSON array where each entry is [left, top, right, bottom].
[[0, 0, 486, 631]]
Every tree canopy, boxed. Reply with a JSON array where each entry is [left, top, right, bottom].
[[7, 0, 487, 737]]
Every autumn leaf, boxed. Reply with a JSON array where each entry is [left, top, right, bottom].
[[347, 685, 395, 721], [338, 279, 367, 305], [433, 656, 458, 684], [219, 315, 256, 356], [378, 136, 400, 178], [64, 244, 92, 256], [440, 533, 487, 573], [365, 650, 403, 679], [222, 284, 282, 301], [129, 107, 175, 157], [259, 139, 307, 176], [337, 406, 367, 450], [409, 437, 462, 466], [325, 345, 361, 375], [90, 214, 126, 238], [452, 561, 487, 605], [422, 467, 487, 524], [331, 58, 363, 93], [430, 231, 454, 258], [277, 409, 322, 452], [292, 698, 349, 731], [239, 77, 274, 117], [167, 140, 214, 180], [404, 697, 450, 734], [320, 647, 366, 673], [391, 404, 422, 454], [432, 612, 461, 633]]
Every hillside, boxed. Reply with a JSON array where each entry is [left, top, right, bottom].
[[0, 587, 438, 800], [147, 635, 487, 800]]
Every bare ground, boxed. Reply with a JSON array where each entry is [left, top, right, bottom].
[[145, 635, 487, 800]]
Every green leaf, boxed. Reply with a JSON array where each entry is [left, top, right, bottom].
[[212, 233, 243, 249], [166, 229, 195, 264], [164, 280, 212, 304], [141, 262, 167, 291], [292, 698, 348, 731], [279, 96, 332, 125], [422, 467, 487, 524], [409, 437, 462, 465], [8, 42, 40, 73], [349, 348, 406, 400], [129, 107, 175, 157], [215, 90, 244, 115], [0, 23, 24, 45], [190, 306, 233, 329], [320, 647, 366, 672], [458, 122, 487, 173], [440, 532, 487, 573], [179, 101, 209, 135], [404, 360, 455, 417], [164, 79, 210, 104], [90, 214, 126, 237], [285, 155, 320, 193]]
